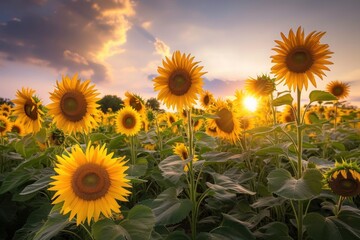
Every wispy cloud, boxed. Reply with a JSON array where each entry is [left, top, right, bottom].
[[0, 0, 134, 82]]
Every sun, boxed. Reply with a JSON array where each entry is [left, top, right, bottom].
[[243, 96, 258, 112]]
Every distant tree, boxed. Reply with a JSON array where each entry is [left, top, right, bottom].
[[0, 97, 14, 106], [146, 97, 160, 111], [97, 95, 123, 113]]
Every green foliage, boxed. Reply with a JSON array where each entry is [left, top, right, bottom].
[[98, 94, 124, 113]]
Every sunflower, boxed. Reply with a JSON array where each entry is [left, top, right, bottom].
[[280, 105, 296, 123], [0, 103, 12, 113], [173, 143, 198, 172], [0, 116, 12, 136], [12, 88, 44, 134], [205, 125, 218, 138], [326, 80, 350, 100], [245, 74, 275, 97], [192, 118, 204, 132], [207, 99, 241, 143], [47, 74, 100, 134], [324, 160, 360, 197], [199, 90, 214, 109], [116, 106, 142, 136], [304, 110, 319, 124], [124, 91, 146, 116], [49, 143, 131, 225], [10, 120, 26, 136], [153, 51, 206, 110], [239, 116, 254, 131], [271, 27, 333, 91]]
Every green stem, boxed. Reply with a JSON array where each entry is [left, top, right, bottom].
[[130, 135, 137, 165], [80, 223, 94, 240], [335, 196, 344, 216], [334, 102, 338, 130]]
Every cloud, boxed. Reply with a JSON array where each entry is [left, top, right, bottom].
[[0, 0, 134, 82], [203, 78, 245, 98], [154, 38, 171, 57]]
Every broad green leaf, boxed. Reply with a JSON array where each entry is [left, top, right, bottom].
[[250, 196, 286, 209], [202, 152, 244, 163], [272, 94, 293, 107], [128, 157, 148, 177], [145, 187, 192, 225], [0, 168, 34, 194], [309, 90, 337, 103], [158, 155, 188, 183], [254, 222, 292, 240], [20, 173, 53, 195], [33, 204, 71, 240], [120, 205, 155, 240], [165, 231, 191, 240], [90, 132, 110, 142], [165, 135, 184, 145], [92, 219, 128, 240], [195, 131, 218, 151], [267, 168, 323, 200]]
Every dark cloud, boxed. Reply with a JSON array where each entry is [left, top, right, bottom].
[[0, 0, 134, 82]]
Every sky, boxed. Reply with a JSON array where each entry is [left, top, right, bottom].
[[1, 0, 360, 108]]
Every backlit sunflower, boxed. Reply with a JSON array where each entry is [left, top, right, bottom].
[[271, 27, 333, 91], [10, 120, 26, 136], [326, 80, 350, 100], [12, 88, 44, 134], [207, 99, 241, 143], [49, 143, 131, 225], [0, 116, 12, 136], [173, 143, 198, 172], [153, 51, 206, 110], [124, 91, 146, 116], [48, 74, 100, 134], [116, 106, 142, 136], [199, 90, 214, 109], [280, 105, 296, 123], [324, 160, 360, 197], [245, 74, 275, 97]]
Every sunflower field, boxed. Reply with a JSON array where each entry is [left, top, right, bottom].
[[0, 27, 360, 240]]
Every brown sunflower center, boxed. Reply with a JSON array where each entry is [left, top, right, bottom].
[[331, 86, 344, 97], [24, 100, 38, 120], [181, 150, 188, 160], [286, 47, 314, 73], [203, 95, 210, 106], [169, 70, 192, 96], [130, 97, 143, 112], [11, 125, 20, 133], [122, 114, 136, 129], [328, 172, 360, 197], [72, 163, 110, 201], [169, 116, 175, 124], [60, 91, 87, 122], [215, 108, 234, 133]]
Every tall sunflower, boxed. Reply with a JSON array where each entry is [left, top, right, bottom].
[[49, 143, 131, 225], [173, 143, 198, 172], [245, 74, 275, 97], [124, 91, 146, 116], [271, 27, 333, 91], [326, 80, 350, 100], [324, 160, 360, 197], [199, 90, 214, 109], [0, 116, 12, 136], [12, 88, 44, 134], [47, 74, 100, 134], [116, 106, 142, 136], [153, 51, 206, 110], [207, 99, 241, 143]]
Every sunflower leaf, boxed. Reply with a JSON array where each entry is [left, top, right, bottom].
[[309, 90, 337, 103], [272, 94, 293, 106]]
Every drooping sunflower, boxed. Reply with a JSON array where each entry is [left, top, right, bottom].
[[12, 88, 44, 134], [245, 74, 275, 97], [0, 116, 12, 136], [10, 120, 26, 136], [124, 91, 146, 116], [271, 27, 333, 91], [326, 80, 350, 100], [115, 106, 142, 136], [47, 74, 100, 134], [207, 99, 241, 143], [173, 143, 198, 172], [199, 90, 214, 109], [49, 143, 131, 225], [324, 160, 360, 197], [153, 51, 206, 110]]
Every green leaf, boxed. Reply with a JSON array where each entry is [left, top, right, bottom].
[[90, 132, 110, 142], [20, 173, 53, 195], [254, 222, 292, 240], [128, 157, 148, 177], [202, 152, 245, 163], [120, 205, 155, 240], [158, 155, 187, 184], [33, 204, 71, 240], [272, 94, 293, 107], [165, 231, 191, 240], [0, 168, 34, 194], [195, 131, 218, 151], [267, 168, 323, 200], [144, 187, 192, 225], [92, 219, 128, 240], [309, 90, 337, 103]]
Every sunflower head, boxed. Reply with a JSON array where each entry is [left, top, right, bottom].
[[124, 92, 146, 116], [199, 90, 215, 109], [326, 80, 350, 100], [49, 143, 131, 225], [50, 128, 65, 146], [10, 120, 26, 136], [173, 143, 198, 172], [245, 74, 275, 97], [116, 106, 142, 136], [0, 116, 12, 136], [12, 88, 44, 134], [271, 27, 333, 91], [47, 74, 100, 134], [153, 51, 206, 110], [0, 103, 13, 113], [324, 160, 360, 197]]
